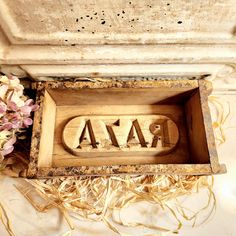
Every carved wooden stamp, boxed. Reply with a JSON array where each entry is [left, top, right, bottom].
[[63, 115, 179, 157]]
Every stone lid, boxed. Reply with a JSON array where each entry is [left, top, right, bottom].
[[0, 0, 236, 80]]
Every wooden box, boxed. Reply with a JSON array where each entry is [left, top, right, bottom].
[[27, 79, 225, 178], [0, 0, 232, 177]]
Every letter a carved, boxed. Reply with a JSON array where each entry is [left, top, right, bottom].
[[78, 120, 97, 148]]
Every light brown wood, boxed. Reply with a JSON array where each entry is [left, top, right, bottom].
[[37, 91, 56, 167], [184, 91, 209, 164], [35, 84, 196, 168], [47, 87, 197, 106], [62, 115, 179, 157], [28, 80, 224, 177], [51, 104, 189, 167]]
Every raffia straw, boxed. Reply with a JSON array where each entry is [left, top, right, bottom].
[[0, 202, 16, 236], [14, 175, 216, 235], [208, 95, 230, 146]]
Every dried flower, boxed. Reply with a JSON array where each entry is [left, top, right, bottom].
[[0, 75, 38, 162]]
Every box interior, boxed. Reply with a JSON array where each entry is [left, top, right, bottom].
[[37, 86, 210, 168]]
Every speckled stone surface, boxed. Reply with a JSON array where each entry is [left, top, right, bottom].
[[32, 79, 199, 90]]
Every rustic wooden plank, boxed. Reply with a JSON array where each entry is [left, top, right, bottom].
[[37, 91, 57, 168]]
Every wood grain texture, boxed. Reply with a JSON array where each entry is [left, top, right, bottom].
[[185, 90, 209, 164], [37, 91, 56, 168], [47, 87, 197, 106], [53, 104, 189, 167]]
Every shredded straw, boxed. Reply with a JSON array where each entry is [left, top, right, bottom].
[[0, 202, 16, 236], [0, 95, 230, 236], [209, 95, 230, 146], [13, 175, 215, 236]]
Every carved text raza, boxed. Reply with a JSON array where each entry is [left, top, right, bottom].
[[63, 115, 179, 158]]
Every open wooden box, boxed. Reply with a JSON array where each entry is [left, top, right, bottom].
[[0, 0, 233, 177], [26, 79, 225, 177]]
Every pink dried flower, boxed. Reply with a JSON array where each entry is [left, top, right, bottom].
[[23, 118, 33, 127], [0, 75, 38, 160], [0, 136, 16, 156], [25, 99, 39, 111], [0, 101, 7, 113], [7, 101, 18, 111], [0, 123, 13, 131], [20, 105, 32, 115]]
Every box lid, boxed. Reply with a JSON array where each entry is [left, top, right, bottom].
[[0, 0, 236, 84]]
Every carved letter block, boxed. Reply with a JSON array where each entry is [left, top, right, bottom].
[[63, 115, 179, 158]]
